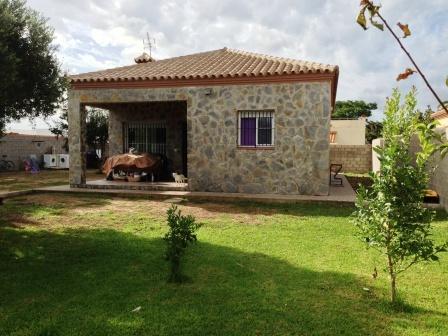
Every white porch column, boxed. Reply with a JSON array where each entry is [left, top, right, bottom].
[[68, 92, 86, 186]]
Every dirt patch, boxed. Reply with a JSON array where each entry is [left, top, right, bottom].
[[69, 196, 277, 222], [0, 169, 102, 192], [19, 193, 110, 209], [3, 194, 278, 229]]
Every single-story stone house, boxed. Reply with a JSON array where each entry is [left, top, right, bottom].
[[68, 48, 339, 195]]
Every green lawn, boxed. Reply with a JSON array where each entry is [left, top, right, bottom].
[[0, 170, 102, 192], [0, 194, 447, 336]]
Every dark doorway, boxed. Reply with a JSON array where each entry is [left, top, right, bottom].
[[181, 121, 188, 177]]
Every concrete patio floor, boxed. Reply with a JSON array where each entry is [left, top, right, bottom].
[[27, 175, 356, 204]]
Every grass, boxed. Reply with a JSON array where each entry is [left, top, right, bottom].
[[0, 170, 102, 192], [0, 194, 447, 335]]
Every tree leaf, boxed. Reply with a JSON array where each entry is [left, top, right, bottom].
[[396, 68, 416, 81], [360, 0, 371, 5], [370, 17, 384, 31], [397, 22, 411, 38], [367, 4, 381, 17], [357, 6, 368, 30]]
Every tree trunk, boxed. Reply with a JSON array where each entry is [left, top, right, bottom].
[[169, 256, 182, 283], [390, 273, 397, 303], [387, 254, 397, 303]]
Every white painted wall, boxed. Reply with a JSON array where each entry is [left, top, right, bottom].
[[330, 117, 367, 145], [371, 138, 384, 173]]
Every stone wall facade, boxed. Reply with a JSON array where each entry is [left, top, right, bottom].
[[330, 144, 372, 173], [0, 134, 67, 170], [68, 81, 332, 195]]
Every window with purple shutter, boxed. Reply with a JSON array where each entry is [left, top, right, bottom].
[[238, 110, 274, 147], [240, 118, 256, 146]]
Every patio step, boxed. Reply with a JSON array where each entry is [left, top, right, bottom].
[[82, 180, 189, 192]]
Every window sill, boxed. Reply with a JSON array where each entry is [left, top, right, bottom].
[[236, 146, 275, 151]]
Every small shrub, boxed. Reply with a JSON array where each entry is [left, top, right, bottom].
[[163, 205, 201, 283]]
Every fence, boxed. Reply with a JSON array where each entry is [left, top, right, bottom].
[[330, 144, 372, 174]]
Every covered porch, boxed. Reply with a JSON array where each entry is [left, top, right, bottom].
[[69, 93, 190, 189]]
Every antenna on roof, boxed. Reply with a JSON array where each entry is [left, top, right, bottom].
[[135, 33, 156, 64], [143, 33, 156, 58]]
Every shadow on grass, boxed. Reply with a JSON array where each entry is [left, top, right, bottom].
[[1, 227, 433, 336]]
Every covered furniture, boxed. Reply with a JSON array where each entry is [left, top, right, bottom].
[[102, 153, 163, 180]]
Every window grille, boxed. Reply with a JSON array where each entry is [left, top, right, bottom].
[[123, 122, 166, 155], [237, 110, 274, 147]]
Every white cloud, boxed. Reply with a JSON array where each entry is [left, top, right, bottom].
[[9, 0, 448, 130]]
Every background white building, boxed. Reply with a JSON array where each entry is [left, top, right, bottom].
[[330, 117, 367, 145]]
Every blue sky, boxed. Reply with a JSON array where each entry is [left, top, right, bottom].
[[8, 0, 448, 130]]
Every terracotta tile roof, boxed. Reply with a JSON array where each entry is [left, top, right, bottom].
[[70, 47, 338, 83]]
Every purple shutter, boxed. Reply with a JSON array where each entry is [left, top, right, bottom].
[[241, 118, 256, 146]]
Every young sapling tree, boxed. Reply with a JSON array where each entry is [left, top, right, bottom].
[[164, 205, 201, 283], [354, 88, 448, 303]]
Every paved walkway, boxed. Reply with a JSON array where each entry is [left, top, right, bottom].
[[29, 175, 356, 204]]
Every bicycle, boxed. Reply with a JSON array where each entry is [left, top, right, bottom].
[[0, 159, 15, 172]]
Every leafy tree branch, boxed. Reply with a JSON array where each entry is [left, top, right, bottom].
[[0, 0, 67, 134], [333, 100, 377, 119], [357, 0, 448, 114]]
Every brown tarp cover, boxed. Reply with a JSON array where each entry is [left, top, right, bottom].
[[102, 153, 162, 176]]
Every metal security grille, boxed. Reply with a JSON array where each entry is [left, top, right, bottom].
[[237, 110, 275, 147], [123, 122, 166, 154]]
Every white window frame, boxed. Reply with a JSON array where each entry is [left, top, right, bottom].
[[237, 110, 275, 147]]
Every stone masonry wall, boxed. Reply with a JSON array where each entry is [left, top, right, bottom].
[[69, 81, 332, 195], [330, 144, 372, 173]]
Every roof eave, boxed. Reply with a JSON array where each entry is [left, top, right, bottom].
[[70, 71, 338, 90]]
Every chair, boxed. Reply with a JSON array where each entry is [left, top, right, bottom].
[[330, 164, 343, 186]]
